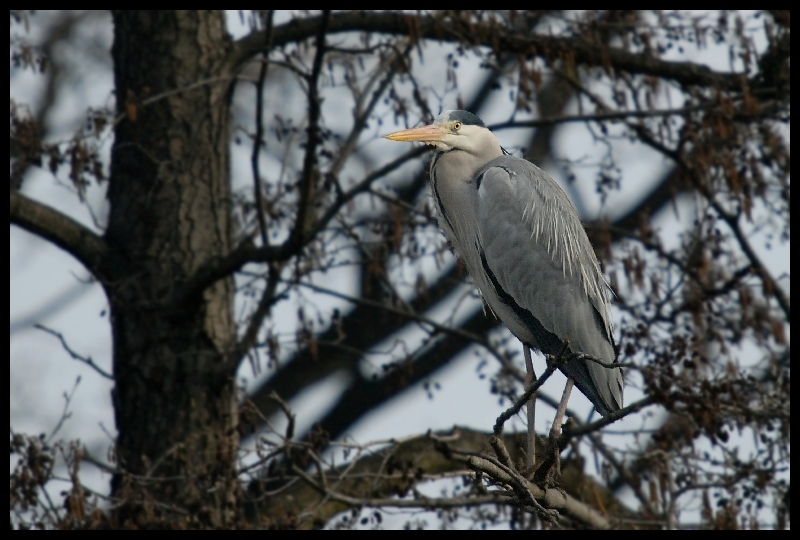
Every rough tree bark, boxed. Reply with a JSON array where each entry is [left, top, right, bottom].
[[104, 11, 238, 527]]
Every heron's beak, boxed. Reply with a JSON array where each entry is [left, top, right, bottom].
[[384, 124, 444, 143]]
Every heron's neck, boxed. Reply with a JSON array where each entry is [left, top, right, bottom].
[[433, 146, 502, 185]]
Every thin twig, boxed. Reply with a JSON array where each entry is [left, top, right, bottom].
[[493, 342, 571, 436], [290, 464, 503, 509], [47, 376, 80, 443], [292, 10, 330, 248], [35, 324, 112, 379], [250, 10, 275, 249]]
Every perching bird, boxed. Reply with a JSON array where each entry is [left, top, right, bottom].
[[385, 110, 623, 418]]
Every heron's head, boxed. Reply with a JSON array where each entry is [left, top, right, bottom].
[[384, 110, 500, 155]]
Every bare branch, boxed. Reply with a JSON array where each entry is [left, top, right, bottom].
[[10, 191, 108, 279], [634, 120, 791, 322], [233, 12, 759, 92], [291, 10, 330, 249], [250, 11, 275, 248], [494, 361, 558, 436], [291, 464, 503, 509], [467, 455, 612, 529], [35, 324, 113, 380], [175, 146, 426, 306], [249, 427, 625, 529]]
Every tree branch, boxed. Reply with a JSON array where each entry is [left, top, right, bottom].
[[248, 427, 631, 529], [292, 10, 329, 250], [233, 12, 756, 92], [35, 324, 113, 380], [10, 191, 108, 278], [175, 147, 425, 305], [250, 11, 275, 249], [633, 121, 791, 323]]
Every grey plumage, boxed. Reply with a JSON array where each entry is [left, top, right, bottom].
[[385, 110, 623, 416]]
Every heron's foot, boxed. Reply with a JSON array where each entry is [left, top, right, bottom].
[[521, 434, 545, 479], [543, 429, 563, 486], [530, 436, 564, 487], [544, 445, 562, 488], [539, 377, 572, 486]]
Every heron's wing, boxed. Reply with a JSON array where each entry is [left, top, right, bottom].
[[473, 156, 623, 415]]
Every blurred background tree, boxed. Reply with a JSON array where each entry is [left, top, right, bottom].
[[10, 10, 789, 529]]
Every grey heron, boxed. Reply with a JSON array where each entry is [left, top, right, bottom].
[[385, 110, 623, 461]]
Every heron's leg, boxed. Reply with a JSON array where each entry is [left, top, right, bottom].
[[548, 377, 574, 478], [524, 344, 537, 471]]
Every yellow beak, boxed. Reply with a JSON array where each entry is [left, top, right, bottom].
[[384, 124, 444, 143]]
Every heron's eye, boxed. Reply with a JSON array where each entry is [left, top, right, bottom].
[[453, 122, 462, 132]]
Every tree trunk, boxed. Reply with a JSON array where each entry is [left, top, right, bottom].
[[105, 11, 238, 528]]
